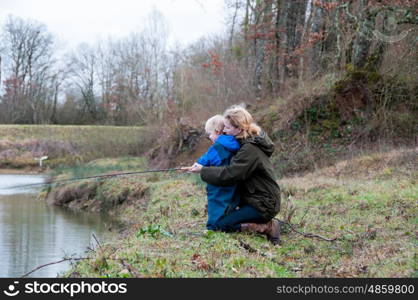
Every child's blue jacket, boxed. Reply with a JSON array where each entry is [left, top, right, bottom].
[[197, 135, 240, 230]]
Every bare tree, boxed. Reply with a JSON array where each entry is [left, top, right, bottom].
[[1, 15, 56, 123], [66, 43, 99, 122]]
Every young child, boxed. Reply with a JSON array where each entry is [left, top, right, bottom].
[[188, 115, 240, 230]]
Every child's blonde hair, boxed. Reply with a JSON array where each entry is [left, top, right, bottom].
[[205, 114, 225, 134], [223, 105, 261, 139]]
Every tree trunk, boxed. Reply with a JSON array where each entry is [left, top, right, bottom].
[[50, 80, 59, 124], [278, 0, 288, 87], [334, 5, 343, 70], [351, 0, 376, 69], [299, 0, 313, 86], [271, 0, 282, 95], [285, 0, 308, 78], [253, 1, 266, 98], [309, 2, 325, 78]]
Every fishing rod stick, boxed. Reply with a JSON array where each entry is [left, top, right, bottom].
[[4, 167, 189, 190]]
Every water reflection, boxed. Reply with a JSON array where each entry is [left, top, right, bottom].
[[0, 174, 113, 277], [0, 174, 46, 195]]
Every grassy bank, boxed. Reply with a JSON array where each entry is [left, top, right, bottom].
[[0, 125, 153, 169], [60, 147, 417, 278]]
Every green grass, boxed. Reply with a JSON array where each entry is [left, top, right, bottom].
[[63, 148, 417, 278]]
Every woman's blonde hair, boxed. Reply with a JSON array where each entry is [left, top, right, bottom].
[[205, 114, 225, 134], [223, 105, 261, 139]]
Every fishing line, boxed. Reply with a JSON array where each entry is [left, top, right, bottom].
[[4, 167, 188, 190]]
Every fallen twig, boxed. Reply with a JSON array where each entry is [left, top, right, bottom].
[[21, 257, 91, 278], [285, 221, 338, 242], [298, 208, 309, 227], [21, 255, 142, 278], [92, 232, 102, 250]]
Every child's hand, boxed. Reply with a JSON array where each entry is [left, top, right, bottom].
[[179, 166, 191, 171], [188, 163, 203, 173], [178, 163, 201, 172]]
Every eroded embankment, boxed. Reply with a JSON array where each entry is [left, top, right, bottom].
[[45, 177, 150, 223], [40, 157, 152, 224]]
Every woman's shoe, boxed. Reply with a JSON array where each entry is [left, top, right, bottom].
[[265, 219, 281, 245], [240, 219, 281, 245]]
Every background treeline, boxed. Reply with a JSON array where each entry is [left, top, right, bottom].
[[0, 0, 416, 126]]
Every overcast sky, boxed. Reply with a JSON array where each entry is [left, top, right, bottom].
[[0, 0, 226, 49]]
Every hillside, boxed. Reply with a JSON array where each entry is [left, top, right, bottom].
[[256, 70, 417, 176]]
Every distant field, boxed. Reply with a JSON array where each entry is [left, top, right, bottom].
[[0, 125, 154, 169]]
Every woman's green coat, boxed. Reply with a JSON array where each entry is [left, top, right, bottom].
[[200, 131, 280, 221]]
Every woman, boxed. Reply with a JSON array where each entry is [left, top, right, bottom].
[[188, 105, 281, 245]]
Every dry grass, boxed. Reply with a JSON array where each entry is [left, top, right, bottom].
[[280, 146, 418, 191]]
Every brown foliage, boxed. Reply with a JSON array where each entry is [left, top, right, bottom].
[[148, 119, 204, 169]]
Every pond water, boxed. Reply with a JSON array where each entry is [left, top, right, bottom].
[[0, 174, 113, 277]]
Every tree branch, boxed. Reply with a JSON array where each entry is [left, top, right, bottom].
[[21, 257, 91, 278], [285, 221, 338, 242]]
